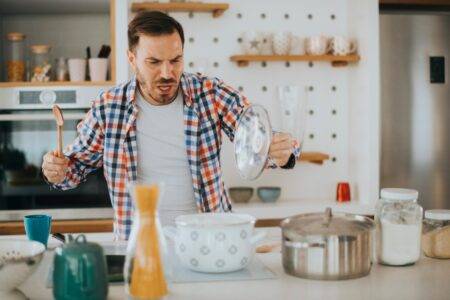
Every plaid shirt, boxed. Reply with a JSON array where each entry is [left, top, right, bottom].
[[54, 72, 300, 240]]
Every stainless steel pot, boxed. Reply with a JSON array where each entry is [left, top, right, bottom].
[[281, 207, 374, 280]]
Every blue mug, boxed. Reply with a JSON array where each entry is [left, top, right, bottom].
[[24, 214, 52, 247]]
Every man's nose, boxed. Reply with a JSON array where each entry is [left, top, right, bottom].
[[160, 61, 173, 79]]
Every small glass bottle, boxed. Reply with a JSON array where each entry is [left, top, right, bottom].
[[422, 209, 450, 259], [5, 32, 26, 82], [30, 44, 52, 82], [55, 57, 68, 81], [124, 182, 169, 299], [375, 188, 423, 266]]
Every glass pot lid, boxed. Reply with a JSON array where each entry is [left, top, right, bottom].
[[234, 105, 272, 180]]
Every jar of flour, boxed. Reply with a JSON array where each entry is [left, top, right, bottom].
[[375, 188, 423, 266]]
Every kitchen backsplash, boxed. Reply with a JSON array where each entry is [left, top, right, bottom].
[[123, 0, 379, 204]]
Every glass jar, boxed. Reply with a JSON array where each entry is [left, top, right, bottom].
[[375, 188, 423, 266], [5, 32, 26, 82], [124, 182, 169, 299], [30, 44, 52, 82], [422, 209, 450, 259]]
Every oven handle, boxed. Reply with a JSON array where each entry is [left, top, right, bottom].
[[0, 112, 86, 122]]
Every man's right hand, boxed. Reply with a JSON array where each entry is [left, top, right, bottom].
[[42, 151, 69, 184]]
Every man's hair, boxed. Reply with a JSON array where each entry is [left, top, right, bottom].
[[128, 11, 185, 51]]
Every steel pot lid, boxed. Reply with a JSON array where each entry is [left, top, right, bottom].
[[281, 208, 374, 240], [234, 104, 272, 180]]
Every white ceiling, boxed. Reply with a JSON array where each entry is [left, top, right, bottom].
[[0, 0, 110, 14]]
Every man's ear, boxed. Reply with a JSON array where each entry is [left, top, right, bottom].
[[127, 49, 136, 73]]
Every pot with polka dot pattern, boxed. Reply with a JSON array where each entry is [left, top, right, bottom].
[[164, 213, 266, 273]]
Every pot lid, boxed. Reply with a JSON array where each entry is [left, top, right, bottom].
[[234, 104, 272, 180], [281, 208, 374, 239]]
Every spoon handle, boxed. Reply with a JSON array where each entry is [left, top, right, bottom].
[[57, 125, 63, 157]]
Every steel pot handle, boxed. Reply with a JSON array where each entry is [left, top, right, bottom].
[[284, 240, 326, 249]]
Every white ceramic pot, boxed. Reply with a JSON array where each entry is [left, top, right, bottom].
[[0, 240, 45, 300], [165, 213, 266, 273]]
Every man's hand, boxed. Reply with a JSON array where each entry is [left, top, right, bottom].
[[42, 150, 69, 184], [268, 133, 294, 167]]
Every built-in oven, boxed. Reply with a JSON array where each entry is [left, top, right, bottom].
[[0, 86, 113, 221]]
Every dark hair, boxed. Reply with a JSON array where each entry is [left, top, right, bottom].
[[128, 11, 185, 51]]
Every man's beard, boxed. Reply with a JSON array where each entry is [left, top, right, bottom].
[[136, 69, 178, 105]]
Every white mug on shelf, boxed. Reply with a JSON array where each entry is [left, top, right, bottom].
[[240, 31, 262, 55], [272, 31, 292, 55], [289, 35, 305, 55], [305, 35, 329, 55], [328, 36, 357, 56], [88, 58, 108, 81], [68, 58, 86, 82]]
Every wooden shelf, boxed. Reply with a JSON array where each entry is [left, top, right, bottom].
[[131, 2, 230, 18], [0, 81, 115, 88], [299, 152, 330, 165], [230, 54, 360, 67]]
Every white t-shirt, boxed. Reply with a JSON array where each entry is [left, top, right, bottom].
[[136, 88, 197, 226]]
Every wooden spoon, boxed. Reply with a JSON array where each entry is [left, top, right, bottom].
[[256, 242, 281, 253], [52, 105, 64, 158]]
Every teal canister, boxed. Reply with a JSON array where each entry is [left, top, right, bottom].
[[53, 234, 108, 300]]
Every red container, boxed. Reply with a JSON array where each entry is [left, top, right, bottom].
[[336, 182, 351, 202]]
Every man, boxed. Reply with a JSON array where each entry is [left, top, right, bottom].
[[42, 11, 300, 240]]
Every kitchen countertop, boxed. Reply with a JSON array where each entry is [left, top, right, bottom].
[[6, 228, 450, 300]]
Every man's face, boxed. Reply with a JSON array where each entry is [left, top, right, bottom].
[[127, 32, 184, 105]]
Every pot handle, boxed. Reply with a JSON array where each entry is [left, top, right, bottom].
[[163, 226, 178, 241], [284, 240, 326, 249], [250, 230, 266, 244]]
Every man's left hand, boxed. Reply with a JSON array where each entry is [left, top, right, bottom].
[[268, 132, 294, 167]]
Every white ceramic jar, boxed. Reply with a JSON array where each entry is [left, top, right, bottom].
[[164, 213, 265, 273], [375, 188, 423, 266]]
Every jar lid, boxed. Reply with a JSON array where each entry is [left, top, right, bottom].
[[425, 209, 450, 221], [380, 188, 418, 201], [281, 208, 374, 240], [7, 32, 25, 41], [30, 44, 51, 54]]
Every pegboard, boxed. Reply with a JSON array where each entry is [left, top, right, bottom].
[[122, 0, 380, 206]]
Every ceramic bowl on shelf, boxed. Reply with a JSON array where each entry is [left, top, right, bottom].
[[257, 187, 281, 203], [0, 240, 45, 300], [228, 187, 254, 203]]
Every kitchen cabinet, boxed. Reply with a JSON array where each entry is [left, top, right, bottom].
[[0, 0, 116, 87]]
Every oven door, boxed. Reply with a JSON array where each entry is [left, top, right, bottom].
[[0, 109, 112, 221]]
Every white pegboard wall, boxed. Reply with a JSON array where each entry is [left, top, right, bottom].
[[125, 0, 379, 205]]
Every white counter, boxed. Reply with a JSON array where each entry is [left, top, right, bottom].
[[8, 228, 449, 300]]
